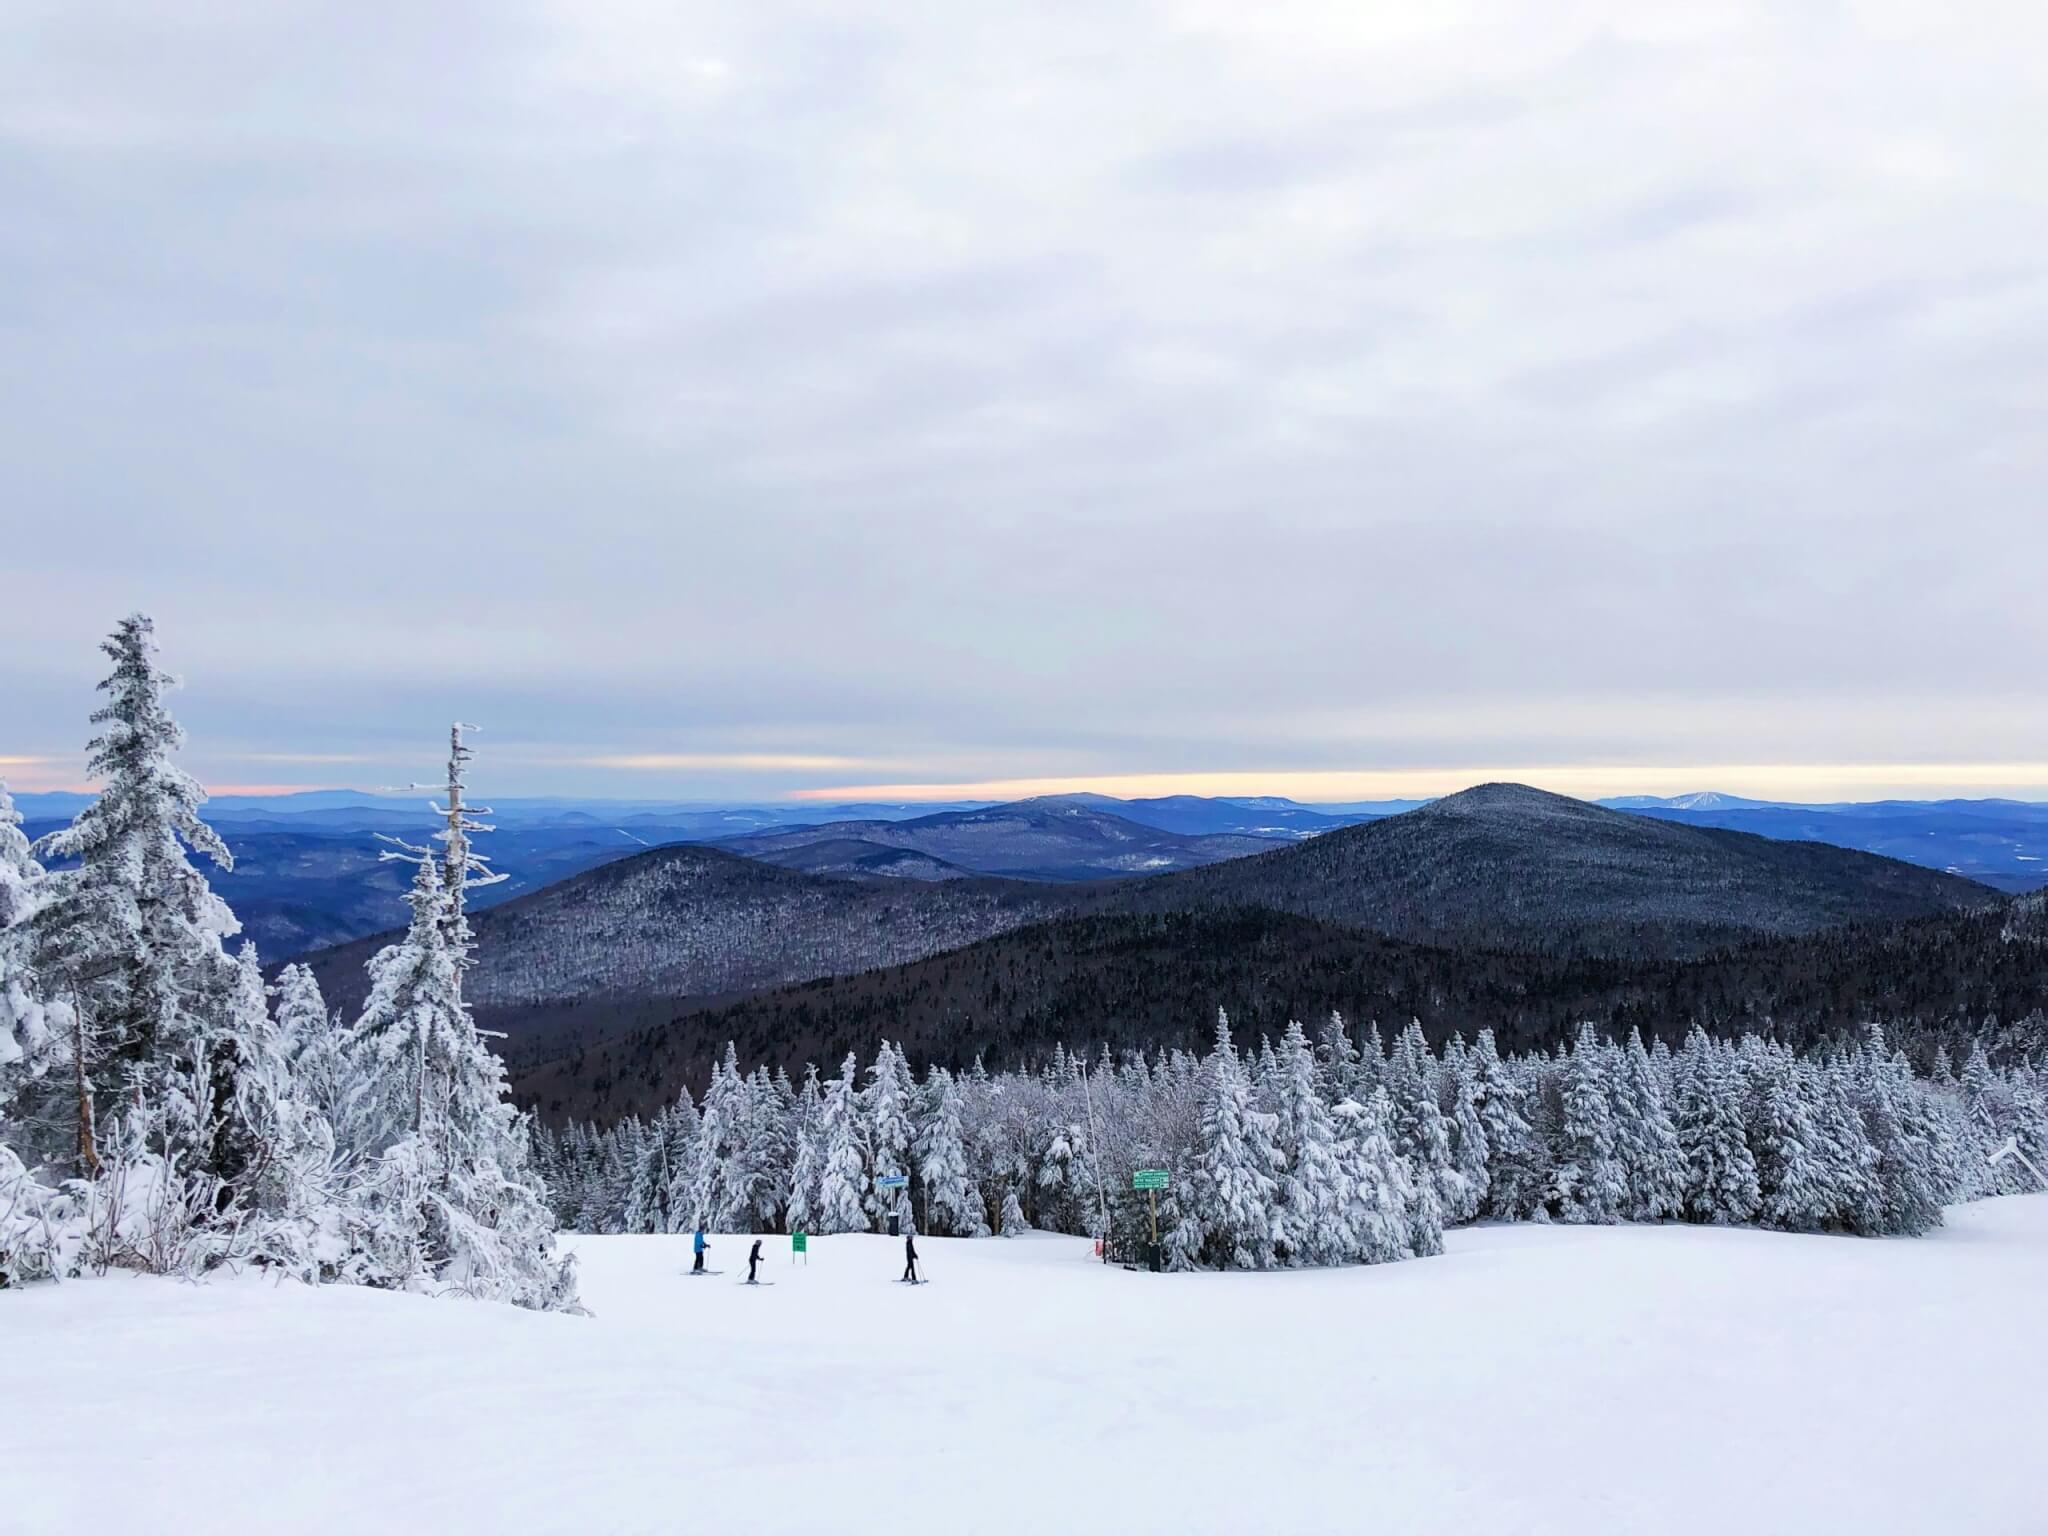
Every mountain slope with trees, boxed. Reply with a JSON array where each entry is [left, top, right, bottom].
[[512, 899, 2048, 1126], [312, 780, 1998, 1065], [302, 843, 1070, 1039], [1108, 782, 1996, 956]]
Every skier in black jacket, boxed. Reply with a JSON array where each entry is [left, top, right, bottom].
[[901, 1231, 919, 1283], [747, 1237, 763, 1284]]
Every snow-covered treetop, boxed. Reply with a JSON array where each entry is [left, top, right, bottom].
[[432, 723, 507, 911], [0, 781, 43, 929], [29, 614, 241, 971], [36, 613, 232, 878], [377, 723, 508, 966]]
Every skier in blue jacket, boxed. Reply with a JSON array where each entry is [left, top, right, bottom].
[[692, 1228, 708, 1274]]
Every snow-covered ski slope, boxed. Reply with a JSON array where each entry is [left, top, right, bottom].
[[9, 1198, 2047, 1535]]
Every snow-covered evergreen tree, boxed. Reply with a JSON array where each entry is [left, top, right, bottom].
[[999, 1186, 1030, 1237], [426, 723, 507, 961], [862, 1041, 916, 1224], [1184, 1011, 1279, 1269], [746, 1066, 797, 1230], [0, 781, 60, 1133], [691, 1045, 749, 1231], [27, 615, 243, 1176], [1437, 1033, 1490, 1225], [1035, 1102, 1099, 1238], [622, 1102, 695, 1234], [1811, 1059, 1881, 1230], [1675, 1028, 1760, 1225], [1612, 1027, 1685, 1222], [1851, 1027, 1946, 1236], [1549, 1024, 1625, 1224], [1742, 1042, 1837, 1232], [1330, 1091, 1415, 1264], [785, 1064, 824, 1235], [211, 944, 350, 1278], [1314, 1011, 1362, 1106], [272, 963, 352, 1139], [917, 1067, 987, 1237], [1274, 1020, 1345, 1264], [1470, 1028, 1542, 1220], [814, 1054, 868, 1234], [1385, 1021, 1455, 1222], [343, 788, 575, 1310]]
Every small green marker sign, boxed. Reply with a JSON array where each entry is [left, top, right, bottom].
[[1132, 1169, 1169, 1191], [791, 1230, 808, 1253]]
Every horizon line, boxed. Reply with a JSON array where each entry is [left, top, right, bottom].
[[13, 760, 2048, 807], [788, 763, 2048, 804]]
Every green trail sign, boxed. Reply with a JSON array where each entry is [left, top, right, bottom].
[[1132, 1170, 1169, 1253], [791, 1231, 808, 1253]]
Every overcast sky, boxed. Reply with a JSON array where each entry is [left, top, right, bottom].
[[4, 2, 2045, 803]]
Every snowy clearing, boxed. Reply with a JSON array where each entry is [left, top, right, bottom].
[[9, 1197, 2048, 1535]]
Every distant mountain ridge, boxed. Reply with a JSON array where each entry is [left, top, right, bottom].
[[1603, 794, 2048, 893], [1600, 792, 1788, 811], [714, 798, 1293, 881]]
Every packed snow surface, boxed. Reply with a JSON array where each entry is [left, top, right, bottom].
[[10, 1198, 2048, 1535]]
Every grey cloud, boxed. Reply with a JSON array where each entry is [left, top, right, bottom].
[[3, 2, 2046, 797]]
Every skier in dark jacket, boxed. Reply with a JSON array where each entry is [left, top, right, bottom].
[[902, 1231, 919, 1283], [747, 1237, 763, 1284], [692, 1228, 708, 1274]]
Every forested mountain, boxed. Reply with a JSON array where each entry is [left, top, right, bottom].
[[1108, 783, 1996, 956], [513, 899, 2048, 1125], [714, 798, 1287, 880], [303, 781, 2008, 1117], [303, 843, 1069, 1045], [29, 781, 2023, 964]]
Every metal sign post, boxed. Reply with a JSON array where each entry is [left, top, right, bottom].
[[876, 1172, 909, 1236], [1078, 1056, 1112, 1263], [1132, 1169, 1168, 1260]]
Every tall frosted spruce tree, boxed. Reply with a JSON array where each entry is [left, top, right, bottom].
[[814, 1054, 869, 1233], [0, 782, 58, 1132], [27, 616, 246, 1178], [918, 1066, 987, 1236], [1675, 1028, 1761, 1225], [1183, 1011, 1279, 1270], [344, 728, 577, 1311]]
